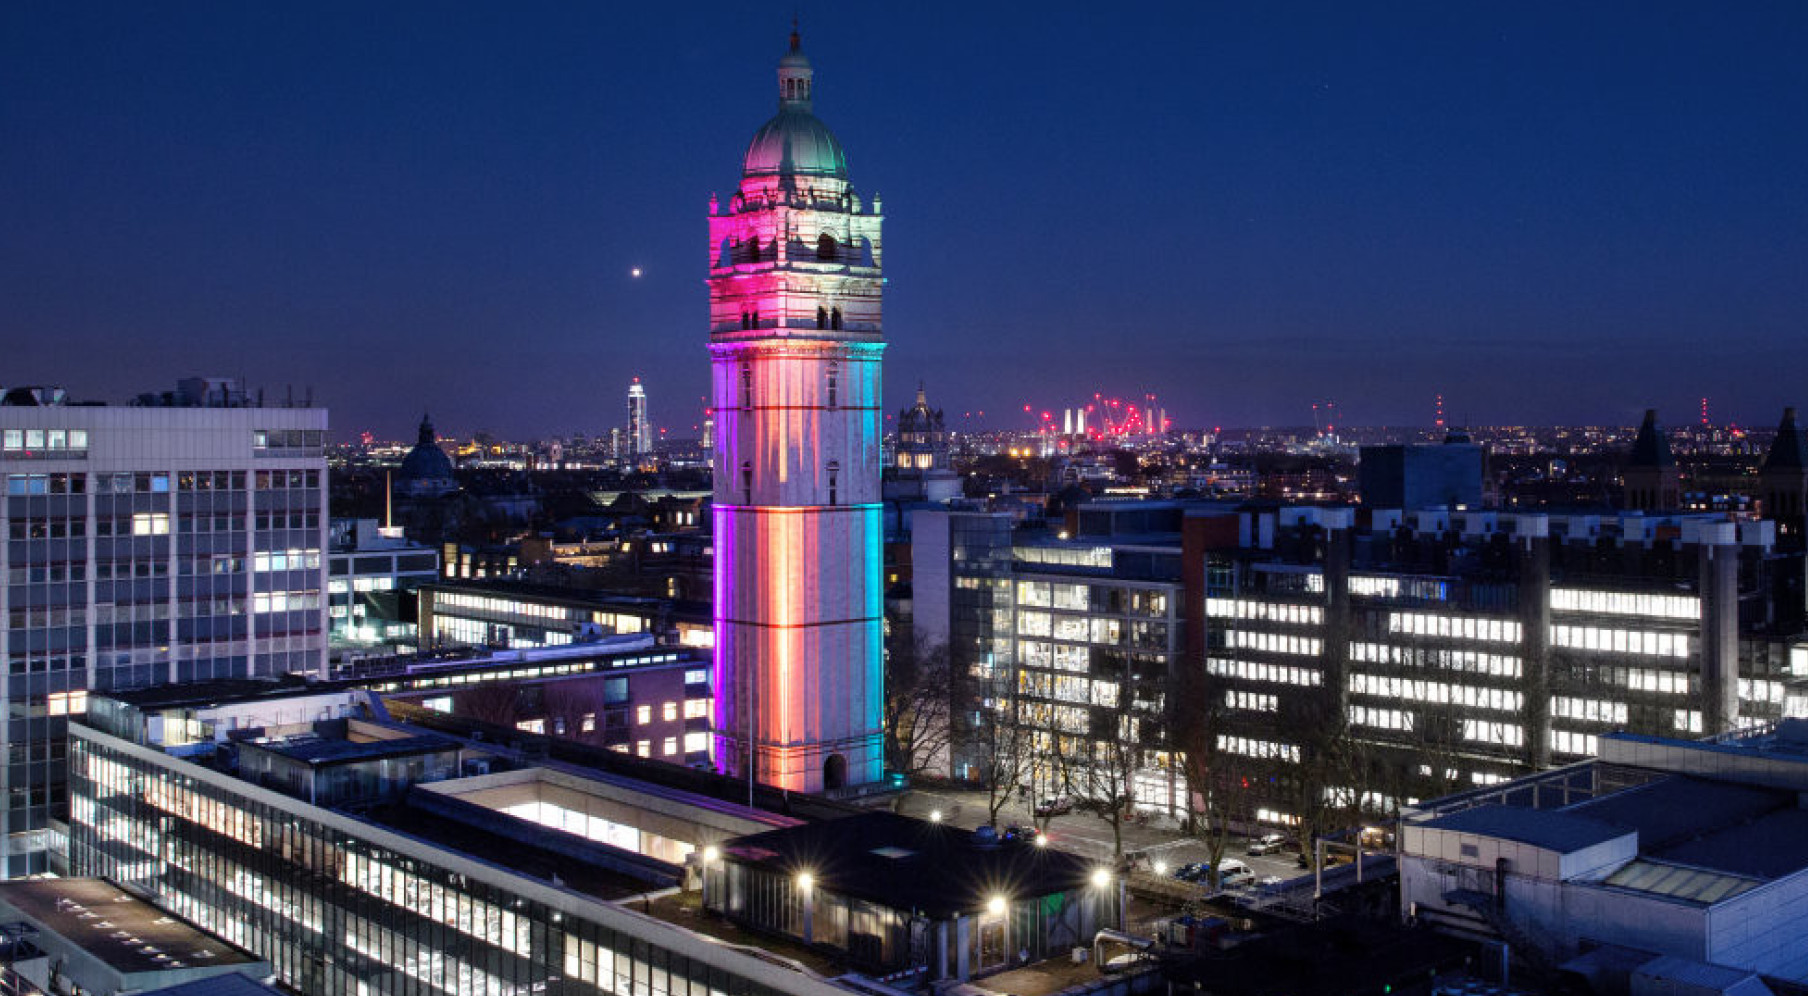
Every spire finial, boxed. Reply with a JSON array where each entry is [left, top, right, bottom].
[[790, 16, 800, 53]]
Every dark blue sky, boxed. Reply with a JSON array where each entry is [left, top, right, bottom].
[[5, 2, 1807, 439]]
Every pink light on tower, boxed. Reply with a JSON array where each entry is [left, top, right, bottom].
[[708, 29, 886, 794]]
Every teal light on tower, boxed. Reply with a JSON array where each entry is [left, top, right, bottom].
[[709, 28, 886, 793]]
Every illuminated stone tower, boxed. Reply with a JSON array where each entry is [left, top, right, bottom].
[[710, 30, 885, 792]]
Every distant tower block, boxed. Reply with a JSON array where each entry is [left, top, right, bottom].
[[627, 378, 652, 458], [709, 29, 886, 793]]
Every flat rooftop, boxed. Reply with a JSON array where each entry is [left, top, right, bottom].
[[369, 802, 648, 904], [1421, 804, 1627, 853], [721, 811, 1098, 919], [242, 731, 459, 766], [0, 879, 258, 974]]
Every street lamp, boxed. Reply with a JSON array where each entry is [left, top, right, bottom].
[[986, 895, 1007, 917], [929, 809, 944, 823]]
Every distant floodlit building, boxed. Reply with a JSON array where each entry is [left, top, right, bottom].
[[627, 378, 652, 459], [709, 30, 885, 792], [0, 380, 325, 875]]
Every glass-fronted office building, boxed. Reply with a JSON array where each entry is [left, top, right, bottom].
[[68, 720, 856, 996]]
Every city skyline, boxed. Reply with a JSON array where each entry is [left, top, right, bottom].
[[6, 3, 1808, 436]]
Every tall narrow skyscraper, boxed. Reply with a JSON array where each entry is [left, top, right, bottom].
[[710, 30, 885, 792], [626, 378, 651, 459]]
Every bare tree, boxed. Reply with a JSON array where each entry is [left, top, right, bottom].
[[884, 629, 955, 779], [975, 698, 1031, 829], [459, 682, 523, 728], [1173, 668, 1254, 890], [1051, 666, 1162, 860], [541, 680, 605, 745]]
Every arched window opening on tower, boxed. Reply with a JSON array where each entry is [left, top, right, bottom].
[[741, 461, 753, 506], [741, 365, 753, 409], [831, 308, 843, 330], [817, 234, 838, 261], [827, 461, 840, 506], [826, 365, 839, 408], [747, 239, 761, 264], [816, 306, 827, 330]]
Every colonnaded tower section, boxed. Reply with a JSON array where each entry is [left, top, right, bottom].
[[710, 31, 885, 793]]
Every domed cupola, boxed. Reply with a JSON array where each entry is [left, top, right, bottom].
[[398, 413, 458, 498], [741, 29, 849, 180]]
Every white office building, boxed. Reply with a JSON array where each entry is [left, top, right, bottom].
[[0, 380, 326, 875]]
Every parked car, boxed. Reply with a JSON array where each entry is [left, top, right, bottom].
[[1246, 833, 1287, 856], [1171, 862, 1208, 882], [1214, 859, 1256, 889], [1000, 823, 1039, 843], [1033, 796, 1073, 817]]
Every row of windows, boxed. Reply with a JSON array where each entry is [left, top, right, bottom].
[[2, 428, 89, 456], [5, 472, 87, 493], [1226, 630, 1322, 656], [1348, 642, 1524, 678], [1463, 719, 1525, 746], [1550, 729, 1598, 756], [1388, 612, 1522, 643], [178, 470, 249, 491], [1206, 658, 1323, 687], [1349, 575, 1451, 601], [1018, 640, 1092, 674], [1348, 705, 1413, 732], [1551, 696, 1628, 724], [253, 549, 320, 572], [1550, 588, 1700, 621], [1551, 624, 1690, 658], [1349, 672, 1523, 712], [1226, 690, 1278, 713], [1216, 734, 1300, 764], [1206, 598, 1323, 625], [252, 429, 325, 452], [252, 590, 321, 613]]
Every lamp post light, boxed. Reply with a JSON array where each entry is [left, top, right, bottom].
[[796, 871, 815, 944], [1090, 867, 1124, 931]]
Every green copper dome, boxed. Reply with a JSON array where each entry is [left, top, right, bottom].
[[741, 31, 847, 180], [742, 109, 848, 179]]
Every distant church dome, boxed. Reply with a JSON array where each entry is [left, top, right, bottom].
[[398, 414, 457, 497], [741, 30, 849, 179]]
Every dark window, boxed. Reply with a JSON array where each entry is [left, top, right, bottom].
[[830, 308, 842, 330], [741, 462, 753, 505], [817, 234, 838, 261]]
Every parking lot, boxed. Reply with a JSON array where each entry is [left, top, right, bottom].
[[881, 784, 1307, 884]]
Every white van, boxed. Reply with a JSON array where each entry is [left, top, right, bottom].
[[1211, 859, 1255, 888]]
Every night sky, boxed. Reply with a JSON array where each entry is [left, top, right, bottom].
[[5, 2, 1808, 440]]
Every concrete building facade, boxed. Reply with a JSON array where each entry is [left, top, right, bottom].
[[0, 384, 326, 875]]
